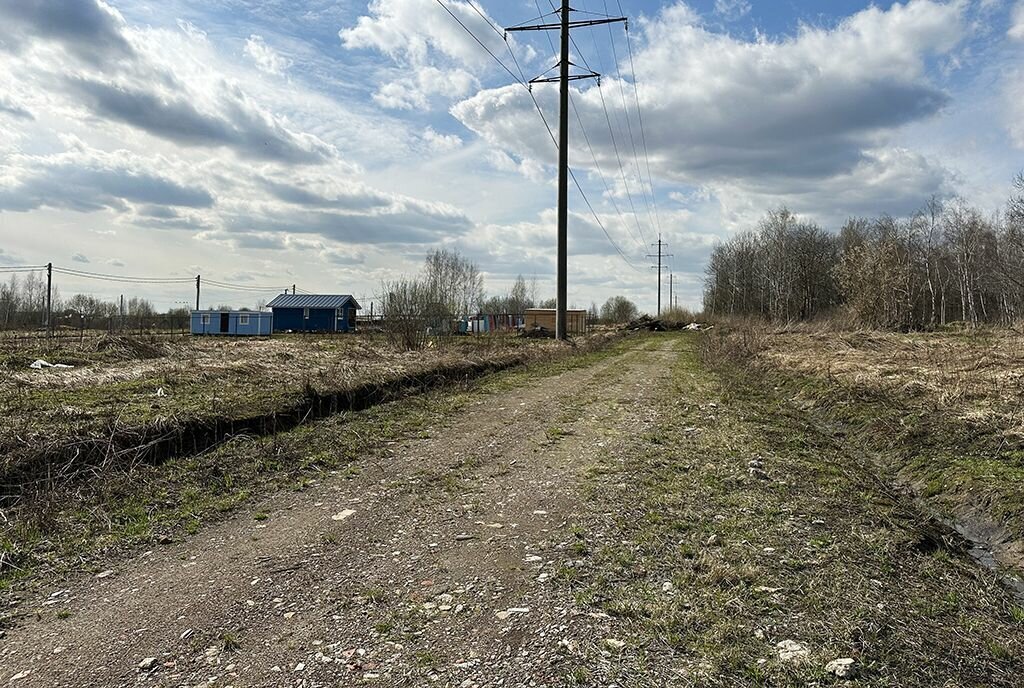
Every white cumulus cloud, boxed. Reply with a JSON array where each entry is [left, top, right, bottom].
[[244, 34, 292, 75]]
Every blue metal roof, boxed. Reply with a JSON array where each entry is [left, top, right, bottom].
[[267, 294, 361, 310]]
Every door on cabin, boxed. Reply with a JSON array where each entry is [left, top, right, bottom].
[[220, 312, 230, 333]]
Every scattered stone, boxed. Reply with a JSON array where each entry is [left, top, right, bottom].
[[95, 570, 114, 579], [749, 467, 770, 480], [138, 657, 158, 671], [776, 640, 809, 662], [454, 534, 475, 541], [495, 607, 530, 620], [825, 658, 857, 679], [661, 581, 674, 593], [603, 639, 626, 651], [8, 670, 31, 682], [332, 509, 357, 521]]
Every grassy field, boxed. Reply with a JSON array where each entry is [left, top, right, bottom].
[[563, 333, 1023, 686], [702, 324, 1024, 573], [0, 332, 613, 483], [0, 330, 624, 593]]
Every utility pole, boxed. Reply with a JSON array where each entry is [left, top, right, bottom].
[[669, 273, 673, 314], [506, 4, 626, 340], [45, 262, 52, 338], [647, 237, 673, 317], [195, 275, 201, 311], [119, 294, 124, 332], [293, 284, 297, 295]]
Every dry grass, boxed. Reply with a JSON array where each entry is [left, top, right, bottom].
[[701, 321, 1024, 573], [0, 332, 619, 489]]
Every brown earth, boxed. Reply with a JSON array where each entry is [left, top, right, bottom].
[[2, 334, 1022, 687], [0, 339, 672, 687]]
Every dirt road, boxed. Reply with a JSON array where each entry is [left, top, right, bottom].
[[2, 335, 1021, 687], [0, 338, 674, 687]]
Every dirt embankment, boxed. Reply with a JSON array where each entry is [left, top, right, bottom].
[[702, 325, 1024, 575], [0, 333, 619, 494]]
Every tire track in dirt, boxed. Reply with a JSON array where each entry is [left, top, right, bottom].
[[0, 338, 679, 687]]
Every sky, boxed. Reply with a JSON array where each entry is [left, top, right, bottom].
[[0, 0, 1022, 313]]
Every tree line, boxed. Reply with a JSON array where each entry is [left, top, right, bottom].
[[704, 174, 1024, 329], [0, 271, 187, 332]]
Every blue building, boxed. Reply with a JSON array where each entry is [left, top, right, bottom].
[[267, 294, 361, 333], [191, 310, 273, 336]]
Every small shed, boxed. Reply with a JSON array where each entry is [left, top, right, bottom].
[[524, 308, 588, 335], [268, 294, 361, 333], [191, 310, 272, 336]]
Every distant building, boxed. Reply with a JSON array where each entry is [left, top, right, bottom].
[[524, 308, 588, 335], [268, 294, 361, 333], [191, 310, 272, 336]]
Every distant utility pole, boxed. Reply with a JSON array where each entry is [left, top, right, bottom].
[[669, 273, 673, 313], [45, 262, 52, 338], [647, 237, 672, 316], [195, 275, 201, 311], [506, 2, 626, 340]]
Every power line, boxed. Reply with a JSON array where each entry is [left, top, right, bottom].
[[575, 0, 649, 248], [437, 0, 639, 276], [52, 266, 194, 284], [0, 266, 46, 273], [434, 0, 525, 87], [619, 0, 664, 240], [602, 0, 657, 239], [569, 91, 645, 253]]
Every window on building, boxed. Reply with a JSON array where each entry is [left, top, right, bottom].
[[201, 314, 210, 325], [239, 314, 250, 325], [303, 308, 310, 319]]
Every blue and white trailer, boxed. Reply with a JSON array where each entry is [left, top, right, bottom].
[[190, 310, 273, 336]]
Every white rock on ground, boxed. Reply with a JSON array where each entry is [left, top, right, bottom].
[[776, 640, 810, 662], [137, 657, 158, 671], [825, 657, 857, 678]]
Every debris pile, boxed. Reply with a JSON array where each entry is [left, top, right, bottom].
[[624, 316, 709, 332]]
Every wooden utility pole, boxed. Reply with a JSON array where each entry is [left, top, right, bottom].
[[506, 5, 625, 340], [195, 275, 201, 311], [647, 237, 672, 316], [669, 273, 673, 313], [45, 262, 52, 338]]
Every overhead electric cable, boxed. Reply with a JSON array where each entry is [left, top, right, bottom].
[[436, 0, 640, 271]]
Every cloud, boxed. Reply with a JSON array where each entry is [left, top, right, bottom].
[[262, 179, 392, 210], [0, 0, 332, 164], [72, 253, 90, 263], [0, 98, 32, 121], [0, 145, 215, 214], [340, 0, 520, 110], [0, 248, 24, 266], [244, 35, 292, 75], [107, 258, 125, 267], [454, 0, 964, 212], [64, 76, 332, 164], [372, 66, 478, 110], [714, 0, 752, 20], [0, 0, 133, 65], [1011, 2, 1024, 40], [423, 126, 463, 152]]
